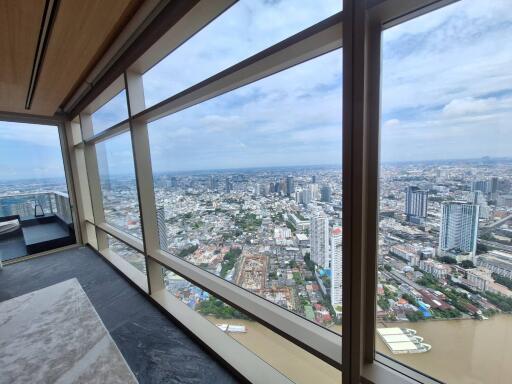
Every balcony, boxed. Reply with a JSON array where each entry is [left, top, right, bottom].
[[0, 192, 75, 262]]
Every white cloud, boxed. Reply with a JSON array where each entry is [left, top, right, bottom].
[[0, 122, 61, 147], [442, 97, 497, 117], [383, 119, 400, 129]]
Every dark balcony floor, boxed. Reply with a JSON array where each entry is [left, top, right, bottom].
[[0, 246, 240, 384], [0, 215, 75, 261], [0, 233, 27, 261]]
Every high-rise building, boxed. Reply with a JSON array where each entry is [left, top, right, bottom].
[[330, 227, 342, 310], [209, 175, 219, 191], [405, 186, 428, 224], [489, 176, 499, 200], [311, 175, 317, 184], [309, 183, 320, 201], [295, 189, 311, 206], [469, 191, 490, 219], [490, 177, 498, 194], [279, 178, 287, 195], [157, 206, 168, 251], [170, 176, 178, 188], [286, 175, 294, 197], [320, 185, 332, 203], [471, 180, 488, 194], [310, 212, 329, 267], [438, 201, 479, 262], [225, 178, 233, 193]]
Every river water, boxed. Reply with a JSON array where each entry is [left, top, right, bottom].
[[377, 315, 512, 384], [206, 316, 342, 384], [205, 314, 512, 383]]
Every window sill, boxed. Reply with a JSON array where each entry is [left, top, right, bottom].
[[361, 355, 443, 384]]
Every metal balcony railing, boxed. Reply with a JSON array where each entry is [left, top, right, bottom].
[[0, 191, 72, 223]]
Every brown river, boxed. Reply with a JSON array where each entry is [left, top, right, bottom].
[[206, 314, 512, 383], [377, 315, 512, 384], [206, 316, 342, 384]]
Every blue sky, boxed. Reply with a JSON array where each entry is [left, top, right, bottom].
[[0, 122, 64, 181], [2, 0, 512, 179]]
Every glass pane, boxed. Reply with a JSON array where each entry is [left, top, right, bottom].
[[143, 0, 342, 107], [96, 132, 142, 239], [149, 50, 342, 334], [91, 90, 128, 135], [377, 1, 512, 383], [0, 122, 75, 261], [107, 234, 146, 274], [162, 267, 341, 384]]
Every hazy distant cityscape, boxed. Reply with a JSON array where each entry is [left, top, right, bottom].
[[74, 156, 512, 345], [5, 156, 512, 343]]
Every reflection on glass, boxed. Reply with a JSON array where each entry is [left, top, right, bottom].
[[0, 122, 75, 261], [163, 267, 341, 384], [91, 90, 128, 135], [142, 0, 341, 107], [96, 132, 142, 239], [377, 1, 512, 383], [148, 50, 342, 333], [107, 234, 146, 274]]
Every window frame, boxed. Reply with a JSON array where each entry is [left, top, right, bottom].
[[67, 0, 471, 383], [0, 111, 81, 250], [70, 3, 344, 382], [344, 0, 460, 383]]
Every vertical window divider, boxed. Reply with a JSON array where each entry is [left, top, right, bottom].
[[79, 112, 108, 250], [343, 0, 382, 382], [124, 70, 165, 295], [60, 120, 83, 245]]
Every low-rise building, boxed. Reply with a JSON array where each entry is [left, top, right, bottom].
[[419, 259, 450, 279]]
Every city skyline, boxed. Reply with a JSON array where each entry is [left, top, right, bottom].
[[2, 1, 512, 179]]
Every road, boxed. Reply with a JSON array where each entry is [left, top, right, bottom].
[[478, 239, 512, 253], [387, 270, 424, 291], [480, 214, 512, 235]]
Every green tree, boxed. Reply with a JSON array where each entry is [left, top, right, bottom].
[[406, 310, 424, 322], [460, 260, 475, 269], [439, 256, 457, 264], [492, 273, 512, 290]]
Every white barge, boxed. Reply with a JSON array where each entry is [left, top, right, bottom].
[[377, 327, 431, 354], [216, 324, 247, 333]]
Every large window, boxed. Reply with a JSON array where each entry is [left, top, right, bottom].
[[142, 0, 341, 107], [96, 132, 142, 239], [90, 90, 128, 135], [162, 267, 341, 384], [376, 1, 512, 383], [148, 49, 342, 333], [0, 122, 75, 261], [75, 1, 342, 381]]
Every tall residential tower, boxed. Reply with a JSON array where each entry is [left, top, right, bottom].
[[405, 186, 428, 225], [310, 212, 329, 268], [438, 201, 479, 262], [330, 227, 342, 312]]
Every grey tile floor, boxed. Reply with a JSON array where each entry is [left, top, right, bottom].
[[0, 246, 240, 384]]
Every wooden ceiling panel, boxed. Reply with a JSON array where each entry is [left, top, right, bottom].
[[0, 0, 46, 114], [29, 0, 141, 116]]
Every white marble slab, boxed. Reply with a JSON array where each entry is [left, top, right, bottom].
[[0, 278, 138, 384]]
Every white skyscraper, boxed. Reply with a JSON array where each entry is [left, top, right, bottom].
[[438, 201, 479, 262], [405, 186, 428, 224], [308, 183, 320, 201], [310, 212, 329, 267], [157, 206, 168, 251], [330, 227, 342, 310]]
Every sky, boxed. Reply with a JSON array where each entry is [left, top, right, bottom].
[[2, 0, 512, 179], [0, 122, 65, 181]]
